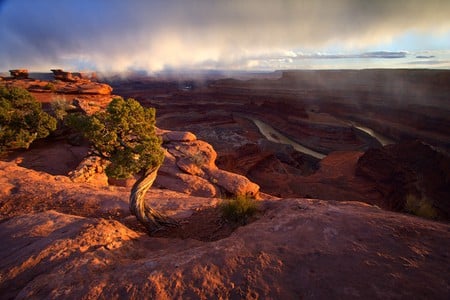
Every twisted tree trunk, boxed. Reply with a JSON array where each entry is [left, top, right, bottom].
[[129, 166, 179, 233]]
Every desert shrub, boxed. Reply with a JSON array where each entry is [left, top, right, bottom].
[[220, 195, 259, 224], [0, 86, 56, 154], [50, 96, 72, 121], [44, 82, 56, 91], [404, 193, 438, 220]]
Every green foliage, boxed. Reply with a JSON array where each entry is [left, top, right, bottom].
[[0, 86, 57, 154], [404, 193, 438, 220], [66, 97, 164, 179], [50, 96, 71, 121], [44, 82, 56, 91], [220, 195, 259, 224]]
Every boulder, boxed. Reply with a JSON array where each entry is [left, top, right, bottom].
[[157, 130, 260, 198], [156, 149, 217, 197], [167, 140, 217, 170], [155, 172, 217, 198], [208, 168, 260, 198]]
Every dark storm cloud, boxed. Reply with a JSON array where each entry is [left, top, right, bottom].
[[0, 0, 449, 72]]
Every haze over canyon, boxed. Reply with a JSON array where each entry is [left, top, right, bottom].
[[0, 0, 449, 298]]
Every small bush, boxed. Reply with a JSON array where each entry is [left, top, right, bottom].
[[50, 96, 71, 121], [44, 82, 56, 91], [220, 195, 259, 224], [404, 193, 438, 220]]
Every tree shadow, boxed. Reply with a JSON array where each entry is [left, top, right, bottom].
[[122, 205, 260, 242], [3, 138, 89, 175]]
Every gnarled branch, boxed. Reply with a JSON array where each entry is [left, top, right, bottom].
[[129, 166, 179, 233]]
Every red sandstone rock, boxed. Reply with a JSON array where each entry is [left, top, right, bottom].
[[155, 131, 260, 198], [68, 156, 109, 186], [51, 69, 80, 82], [72, 95, 114, 115], [76, 82, 112, 95], [9, 69, 29, 79], [162, 130, 197, 142], [0, 169, 448, 299], [356, 140, 450, 220]]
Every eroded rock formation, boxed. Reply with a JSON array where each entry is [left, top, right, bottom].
[[0, 163, 448, 299], [156, 129, 260, 198], [51, 69, 97, 82], [72, 128, 260, 199], [1, 69, 112, 96], [9, 69, 29, 79]]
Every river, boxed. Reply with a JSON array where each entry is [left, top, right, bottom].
[[249, 117, 394, 159], [348, 122, 395, 146], [250, 118, 326, 160]]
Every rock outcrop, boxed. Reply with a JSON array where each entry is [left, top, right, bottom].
[[9, 69, 29, 79], [68, 156, 109, 186], [0, 167, 448, 299], [356, 140, 450, 220], [1, 70, 112, 96], [155, 129, 260, 198], [64, 128, 260, 199], [51, 69, 97, 82], [71, 95, 114, 115]]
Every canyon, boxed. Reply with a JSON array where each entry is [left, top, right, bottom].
[[0, 69, 449, 298], [112, 69, 450, 217]]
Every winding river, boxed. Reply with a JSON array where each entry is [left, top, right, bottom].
[[349, 122, 395, 146], [248, 117, 394, 160], [250, 118, 327, 160]]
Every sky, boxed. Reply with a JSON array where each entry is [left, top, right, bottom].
[[1, 0, 450, 73]]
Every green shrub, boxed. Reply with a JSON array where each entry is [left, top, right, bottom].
[[44, 82, 56, 91], [220, 195, 259, 224], [65, 97, 164, 179], [50, 96, 71, 121], [0, 86, 56, 154], [404, 193, 438, 220]]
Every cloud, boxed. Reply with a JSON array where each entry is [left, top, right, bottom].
[[416, 55, 436, 59], [406, 59, 449, 66], [0, 0, 449, 72], [293, 51, 408, 59]]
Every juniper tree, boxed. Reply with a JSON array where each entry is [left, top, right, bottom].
[[0, 86, 56, 154], [66, 97, 178, 232]]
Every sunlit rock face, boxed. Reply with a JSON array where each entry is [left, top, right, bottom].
[[64, 126, 260, 199], [51, 69, 97, 82], [156, 129, 260, 198]]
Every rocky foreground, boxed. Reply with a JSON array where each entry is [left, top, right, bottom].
[[1, 70, 449, 299], [0, 160, 449, 299]]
